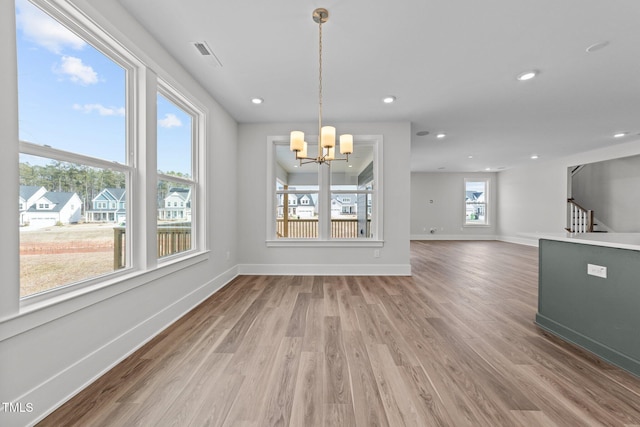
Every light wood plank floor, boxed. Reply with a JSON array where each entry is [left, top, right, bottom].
[[40, 241, 640, 426]]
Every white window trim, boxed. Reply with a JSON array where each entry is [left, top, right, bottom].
[[15, 0, 209, 310], [266, 135, 384, 247], [463, 177, 491, 227], [156, 82, 204, 263]]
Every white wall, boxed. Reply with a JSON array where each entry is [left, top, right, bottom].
[[571, 154, 640, 232], [237, 122, 411, 275], [497, 139, 640, 245], [411, 172, 497, 240], [0, 1, 238, 425]]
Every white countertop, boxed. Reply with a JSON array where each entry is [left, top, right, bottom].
[[536, 232, 640, 251]]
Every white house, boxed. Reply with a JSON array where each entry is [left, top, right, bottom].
[[158, 187, 191, 221], [277, 193, 317, 219], [23, 191, 83, 228], [330, 194, 357, 218], [293, 194, 315, 219], [19, 185, 47, 226], [465, 190, 485, 222]]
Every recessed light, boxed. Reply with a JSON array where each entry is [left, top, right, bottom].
[[517, 70, 538, 81], [586, 41, 609, 53], [485, 168, 491, 171], [251, 98, 264, 104], [468, 155, 473, 159], [531, 155, 539, 159], [436, 133, 446, 139], [416, 130, 429, 136], [614, 132, 628, 138], [348, 165, 353, 168], [383, 96, 396, 104]]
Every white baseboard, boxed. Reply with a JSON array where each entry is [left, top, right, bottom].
[[410, 234, 497, 241], [16, 266, 238, 427], [410, 234, 540, 248], [497, 234, 540, 247], [237, 263, 412, 276]]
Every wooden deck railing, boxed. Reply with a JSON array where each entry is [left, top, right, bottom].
[[276, 219, 318, 238], [276, 218, 371, 239], [114, 227, 125, 269], [114, 219, 369, 268], [113, 225, 192, 269]]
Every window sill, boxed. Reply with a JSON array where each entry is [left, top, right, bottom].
[[1, 251, 210, 341], [20, 250, 209, 311], [266, 239, 384, 248], [463, 223, 491, 227]]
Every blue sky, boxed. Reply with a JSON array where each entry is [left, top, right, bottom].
[[15, 0, 192, 176], [465, 181, 486, 193]]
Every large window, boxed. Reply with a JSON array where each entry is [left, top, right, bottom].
[[464, 178, 489, 225], [331, 144, 374, 239], [274, 152, 319, 238], [17, 0, 130, 298], [16, 0, 204, 300], [156, 89, 197, 258], [269, 136, 382, 243]]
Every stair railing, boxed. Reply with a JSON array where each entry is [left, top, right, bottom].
[[567, 198, 594, 233]]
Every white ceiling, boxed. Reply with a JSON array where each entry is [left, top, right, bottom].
[[118, 0, 640, 172]]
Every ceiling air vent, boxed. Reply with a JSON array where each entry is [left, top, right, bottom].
[[194, 42, 211, 56], [192, 41, 223, 67]]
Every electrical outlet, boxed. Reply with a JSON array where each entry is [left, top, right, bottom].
[[374, 249, 380, 258], [587, 263, 607, 279], [226, 250, 230, 261]]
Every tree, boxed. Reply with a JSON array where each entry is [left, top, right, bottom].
[[19, 160, 126, 214]]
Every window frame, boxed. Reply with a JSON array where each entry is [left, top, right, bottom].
[[16, 0, 208, 308], [463, 177, 490, 227], [156, 81, 203, 262], [16, 0, 137, 302], [266, 135, 384, 247]]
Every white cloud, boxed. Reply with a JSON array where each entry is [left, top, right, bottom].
[[16, 0, 86, 54], [73, 103, 125, 117], [158, 113, 182, 128], [56, 56, 98, 85]]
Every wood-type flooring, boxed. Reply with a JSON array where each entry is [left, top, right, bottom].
[[39, 241, 640, 426]]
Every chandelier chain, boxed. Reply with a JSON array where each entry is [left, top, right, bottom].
[[318, 20, 323, 156]]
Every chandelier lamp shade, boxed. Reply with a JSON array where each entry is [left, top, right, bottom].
[[290, 8, 353, 165]]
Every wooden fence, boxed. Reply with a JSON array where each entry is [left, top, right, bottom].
[[276, 219, 371, 239], [114, 225, 192, 269], [114, 219, 370, 268]]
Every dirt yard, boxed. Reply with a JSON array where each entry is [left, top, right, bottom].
[[20, 223, 118, 297]]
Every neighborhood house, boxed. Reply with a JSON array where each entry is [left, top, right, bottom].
[[19, 185, 192, 226], [19, 185, 82, 228], [86, 188, 127, 224]]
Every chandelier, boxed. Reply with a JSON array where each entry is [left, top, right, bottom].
[[289, 8, 353, 165]]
